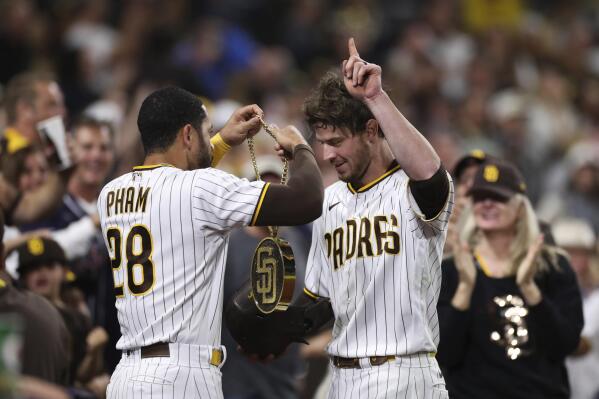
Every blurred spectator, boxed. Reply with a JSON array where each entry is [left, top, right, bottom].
[[0, 213, 70, 386], [427, 0, 476, 101], [62, 0, 118, 96], [172, 17, 257, 99], [462, 0, 525, 33], [0, 0, 37, 84], [537, 140, 599, 233], [14, 236, 109, 396], [553, 218, 599, 295], [526, 65, 580, 163], [553, 219, 599, 399], [444, 149, 490, 256], [1, 144, 98, 275], [0, 0, 597, 395], [2, 71, 66, 151], [0, 164, 71, 227], [438, 160, 583, 398], [19, 118, 112, 284], [19, 117, 118, 373], [221, 156, 312, 399]]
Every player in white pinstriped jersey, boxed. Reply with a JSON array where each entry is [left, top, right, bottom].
[[98, 87, 323, 398], [300, 38, 453, 398]]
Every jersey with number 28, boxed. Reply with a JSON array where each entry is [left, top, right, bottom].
[[98, 164, 267, 350]]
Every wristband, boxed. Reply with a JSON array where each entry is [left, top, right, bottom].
[[210, 133, 231, 167]]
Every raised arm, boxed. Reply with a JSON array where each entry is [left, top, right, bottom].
[[1, 169, 72, 226], [342, 38, 440, 181]]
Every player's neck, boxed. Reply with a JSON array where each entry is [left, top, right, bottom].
[[143, 150, 188, 170], [353, 144, 395, 187]]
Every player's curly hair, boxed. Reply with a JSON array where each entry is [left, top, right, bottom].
[[303, 71, 381, 136], [137, 87, 206, 154]]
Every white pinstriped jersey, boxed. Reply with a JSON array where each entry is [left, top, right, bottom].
[[98, 164, 267, 350], [305, 164, 454, 358]]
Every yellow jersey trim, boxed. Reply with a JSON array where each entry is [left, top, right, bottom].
[[303, 287, 321, 300], [347, 164, 402, 194], [250, 182, 270, 226], [210, 133, 231, 167], [132, 163, 176, 171]]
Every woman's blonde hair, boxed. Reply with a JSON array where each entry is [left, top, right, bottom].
[[459, 194, 563, 276]]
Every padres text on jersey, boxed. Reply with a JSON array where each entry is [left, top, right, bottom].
[[305, 165, 454, 358]]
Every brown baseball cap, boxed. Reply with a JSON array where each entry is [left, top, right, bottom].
[[467, 160, 527, 200], [452, 149, 489, 181], [15, 237, 66, 276]]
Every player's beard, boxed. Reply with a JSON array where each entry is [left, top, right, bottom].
[[187, 143, 212, 170], [196, 150, 212, 169], [338, 144, 371, 185]]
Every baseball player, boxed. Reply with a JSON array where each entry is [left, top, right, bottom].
[[228, 38, 454, 398], [302, 37, 453, 399], [98, 87, 323, 398]]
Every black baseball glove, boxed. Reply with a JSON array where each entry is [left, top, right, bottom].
[[224, 280, 333, 359]]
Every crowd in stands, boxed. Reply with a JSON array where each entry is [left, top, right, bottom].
[[0, 0, 597, 398]]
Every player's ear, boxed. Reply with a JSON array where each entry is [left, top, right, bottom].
[[365, 119, 379, 142], [181, 124, 194, 149]]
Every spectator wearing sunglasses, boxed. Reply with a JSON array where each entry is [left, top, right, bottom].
[[437, 160, 583, 399]]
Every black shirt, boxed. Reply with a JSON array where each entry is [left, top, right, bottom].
[[437, 254, 583, 399]]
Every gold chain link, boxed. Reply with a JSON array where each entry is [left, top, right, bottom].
[[247, 116, 289, 237]]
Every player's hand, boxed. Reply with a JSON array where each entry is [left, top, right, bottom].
[[272, 125, 308, 159], [219, 104, 264, 146], [342, 38, 383, 102], [516, 234, 544, 287]]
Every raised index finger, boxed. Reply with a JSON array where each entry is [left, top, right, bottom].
[[348, 37, 359, 57]]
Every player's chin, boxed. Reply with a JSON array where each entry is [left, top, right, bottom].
[[337, 175, 351, 183], [334, 164, 351, 181]]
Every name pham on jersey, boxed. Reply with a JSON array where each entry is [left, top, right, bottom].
[[106, 186, 151, 217], [324, 214, 400, 270]]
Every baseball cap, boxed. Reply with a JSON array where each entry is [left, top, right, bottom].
[[552, 218, 596, 251], [467, 160, 527, 201], [241, 155, 284, 181], [452, 149, 489, 181], [15, 237, 66, 277]]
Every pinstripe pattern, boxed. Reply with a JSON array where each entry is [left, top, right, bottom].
[[107, 343, 225, 399], [305, 170, 454, 357], [98, 166, 265, 349], [325, 354, 448, 399], [99, 165, 265, 397], [306, 170, 453, 357], [305, 168, 453, 397]]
